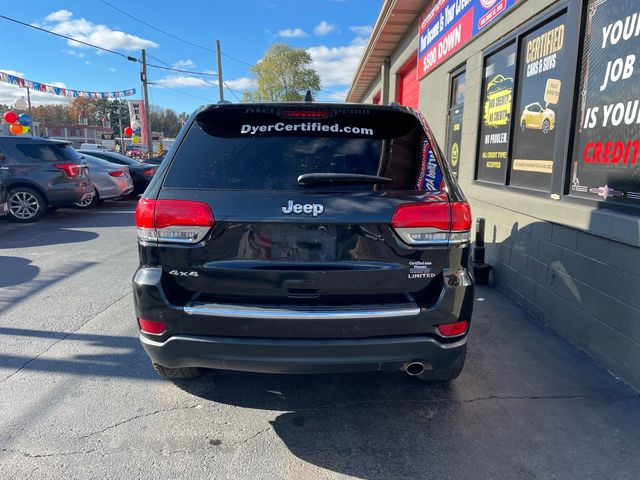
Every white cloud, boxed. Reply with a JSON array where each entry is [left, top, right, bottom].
[[277, 28, 308, 38], [224, 77, 254, 91], [62, 49, 85, 58], [39, 10, 158, 52], [307, 37, 366, 87], [350, 25, 373, 36], [45, 10, 73, 22], [0, 72, 69, 106], [172, 59, 195, 69], [153, 76, 213, 88], [0, 69, 25, 78], [109, 67, 117, 72], [314, 21, 335, 36]]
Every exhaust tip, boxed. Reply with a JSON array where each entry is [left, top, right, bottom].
[[405, 361, 425, 376]]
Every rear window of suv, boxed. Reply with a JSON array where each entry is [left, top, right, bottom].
[[16, 143, 82, 163], [163, 106, 445, 191]]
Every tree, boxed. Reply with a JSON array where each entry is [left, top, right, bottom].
[[243, 43, 321, 102]]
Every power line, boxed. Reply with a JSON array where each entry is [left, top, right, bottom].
[[0, 13, 216, 77], [146, 62, 216, 76], [97, 0, 216, 53], [0, 14, 136, 61], [222, 80, 242, 102], [221, 52, 255, 68], [148, 82, 212, 102]]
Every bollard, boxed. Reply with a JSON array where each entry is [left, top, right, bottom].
[[473, 217, 492, 285]]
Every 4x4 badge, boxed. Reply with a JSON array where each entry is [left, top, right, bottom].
[[281, 200, 324, 217]]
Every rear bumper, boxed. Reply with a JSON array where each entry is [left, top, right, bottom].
[[140, 333, 467, 374], [133, 265, 474, 374], [48, 183, 94, 206]]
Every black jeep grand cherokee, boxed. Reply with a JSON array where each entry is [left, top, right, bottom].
[[133, 103, 474, 382]]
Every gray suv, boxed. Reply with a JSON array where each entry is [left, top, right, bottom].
[[0, 136, 93, 222]]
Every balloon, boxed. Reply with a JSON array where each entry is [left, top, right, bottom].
[[3, 111, 18, 124], [133, 128, 141, 136], [9, 123, 23, 135], [131, 120, 141, 129], [124, 127, 133, 135], [132, 135, 141, 144], [13, 98, 28, 111], [18, 114, 32, 126], [22, 125, 30, 134]]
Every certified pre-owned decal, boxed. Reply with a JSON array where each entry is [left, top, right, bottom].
[[240, 123, 374, 136], [408, 261, 435, 279]]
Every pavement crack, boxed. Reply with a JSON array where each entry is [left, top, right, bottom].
[[0, 291, 132, 384], [460, 394, 597, 403], [292, 393, 638, 413], [81, 404, 200, 438], [0, 447, 97, 458], [240, 426, 271, 444]]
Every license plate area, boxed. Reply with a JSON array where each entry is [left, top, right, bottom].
[[255, 224, 338, 261]]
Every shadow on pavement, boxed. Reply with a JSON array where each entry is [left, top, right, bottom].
[[0, 200, 137, 249], [0, 327, 157, 382], [0, 256, 39, 287], [174, 286, 640, 479]]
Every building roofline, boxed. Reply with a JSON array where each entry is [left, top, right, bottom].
[[346, 0, 427, 103]]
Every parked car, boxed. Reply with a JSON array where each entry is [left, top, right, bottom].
[[77, 150, 157, 195], [75, 153, 134, 208], [133, 103, 473, 382], [0, 136, 93, 222], [80, 143, 110, 151], [520, 102, 556, 134], [144, 155, 165, 165], [0, 162, 7, 217]]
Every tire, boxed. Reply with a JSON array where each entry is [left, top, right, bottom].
[[520, 120, 527, 132], [74, 191, 98, 209], [8, 187, 46, 223], [152, 362, 203, 380], [542, 119, 550, 134], [415, 344, 467, 382]]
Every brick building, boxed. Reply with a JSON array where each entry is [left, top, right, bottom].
[[348, 0, 640, 389]]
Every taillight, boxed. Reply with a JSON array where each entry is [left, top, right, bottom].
[[135, 198, 214, 244], [54, 163, 82, 177], [436, 320, 468, 337], [108, 170, 125, 177], [391, 201, 471, 246], [143, 168, 156, 176], [138, 318, 167, 335]]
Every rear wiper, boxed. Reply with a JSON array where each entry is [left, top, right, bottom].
[[298, 173, 392, 186]]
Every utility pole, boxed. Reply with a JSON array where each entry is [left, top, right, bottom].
[[141, 48, 153, 158], [26, 87, 34, 136], [118, 107, 125, 153], [216, 40, 224, 103]]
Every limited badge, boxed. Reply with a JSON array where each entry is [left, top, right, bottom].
[[408, 261, 435, 279]]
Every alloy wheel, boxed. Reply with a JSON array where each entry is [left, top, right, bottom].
[[9, 191, 40, 220]]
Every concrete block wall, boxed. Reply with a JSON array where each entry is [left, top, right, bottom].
[[472, 202, 640, 390]]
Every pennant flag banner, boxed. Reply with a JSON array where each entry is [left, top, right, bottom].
[[0, 71, 136, 99]]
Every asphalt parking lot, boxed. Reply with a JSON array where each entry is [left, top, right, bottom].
[[0, 200, 639, 480]]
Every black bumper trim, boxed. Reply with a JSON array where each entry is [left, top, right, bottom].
[[140, 333, 467, 374]]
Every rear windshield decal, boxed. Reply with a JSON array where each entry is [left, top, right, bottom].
[[416, 141, 443, 191], [240, 123, 374, 136]]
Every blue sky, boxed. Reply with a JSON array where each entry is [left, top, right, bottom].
[[0, 0, 381, 113]]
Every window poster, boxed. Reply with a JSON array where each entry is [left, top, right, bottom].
[[570, 0, 640, 205], [447, 108, 463, 178], [510, 14, 569, 191], [476, 43, 516, 183]]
